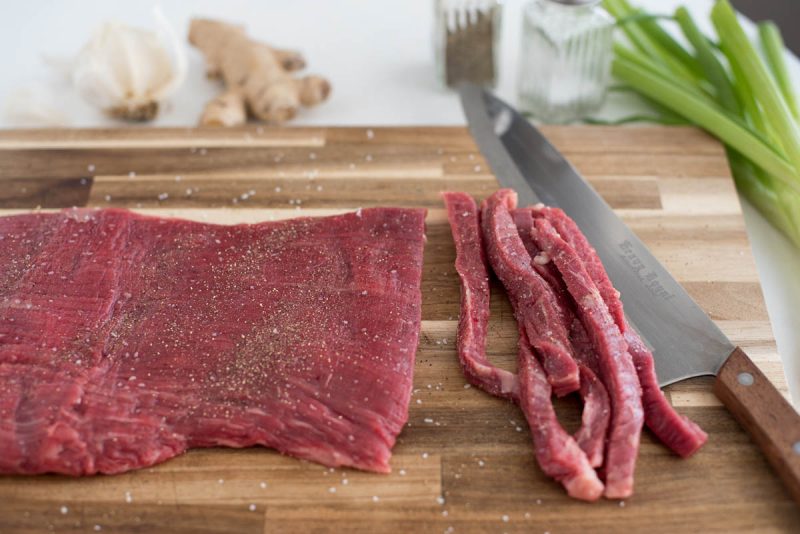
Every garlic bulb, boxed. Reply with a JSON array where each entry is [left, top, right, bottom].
[[70, 8, 186, 121]]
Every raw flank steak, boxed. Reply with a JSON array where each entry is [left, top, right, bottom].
[[444, 193, 609, 477], [513, 207, 610, 467], [531, 217, 644, 499], [517, 329, 604, 501], [442, 192, 518, 400], [480, 190, 580, 397], [531, 205, 707, 458], [0, 207, 426, 475], [442, 190, 705, 501]]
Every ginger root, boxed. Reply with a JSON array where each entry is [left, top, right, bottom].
[[189, 19, 330, 126]]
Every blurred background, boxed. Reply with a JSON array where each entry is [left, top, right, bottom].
[[0, 0, 794, 128], [735, 0, 798, 52]]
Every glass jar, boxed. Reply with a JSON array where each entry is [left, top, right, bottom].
[[434, 0, 503, 88], [517, 0, 614, 123]]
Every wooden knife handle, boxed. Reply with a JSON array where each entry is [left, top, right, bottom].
[[713, 346, 800, 504]]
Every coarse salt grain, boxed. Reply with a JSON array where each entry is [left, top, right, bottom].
[[59, 506, 68, 515], [501, 515, 509, 522], [372, 496, 380, 502], [260, 482, 268, 489], [249, 504, 257, 511]]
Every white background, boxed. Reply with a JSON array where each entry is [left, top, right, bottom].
[[1, 0, 798, 404]]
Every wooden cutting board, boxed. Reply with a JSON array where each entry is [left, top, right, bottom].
[[0, 126, 797, 533]]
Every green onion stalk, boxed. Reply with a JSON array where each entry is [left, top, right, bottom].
[[602, 0, 800, 248]]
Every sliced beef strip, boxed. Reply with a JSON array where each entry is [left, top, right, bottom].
[[531, 206, 625, 328], [0, 207, 426, 475], [480, 190, 580, 397], [513, 207, 610, 466], [573, 364, 611, 468], [443, 192, 602, 498], [517, 329, 604, 502], [531, 217, 644, 499], [624, 330, 708, 457], [443, 192, 518, 400], [534, 206, 707, 457], [444, 194, 608, 474], [511, 208, 566, 302]]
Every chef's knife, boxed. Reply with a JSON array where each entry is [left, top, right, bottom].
[[459, 83, 800, 504]]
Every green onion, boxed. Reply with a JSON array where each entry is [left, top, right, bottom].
[[615, 0, 704, 79], [759, 21, 800, 121], [603, 0, 800, 247], [673, 7, 739, 113], [711, 1, 800, 176], [605, 0, 700, 84], [611, 58, 798, 192]]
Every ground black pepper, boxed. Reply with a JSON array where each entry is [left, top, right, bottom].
[[443, 6, 498, 88]]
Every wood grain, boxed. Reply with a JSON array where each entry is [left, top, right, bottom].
[[0, 126, 797, 533], [714, 347, 800, 504]]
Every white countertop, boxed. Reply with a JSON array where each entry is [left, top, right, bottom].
[[1, 0, 798, 403]]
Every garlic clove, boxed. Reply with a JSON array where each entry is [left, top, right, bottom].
[[68, 8, 186, 121]]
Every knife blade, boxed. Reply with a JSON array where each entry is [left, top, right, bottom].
[[459, 83, 800, 503], [459, 83, 734, 387]]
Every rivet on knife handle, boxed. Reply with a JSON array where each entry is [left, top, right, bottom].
[[713, 347, 800, 504]]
